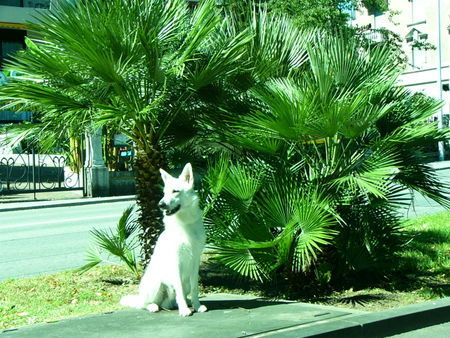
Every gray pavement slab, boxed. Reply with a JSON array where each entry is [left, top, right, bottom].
[[0, 294, 360, 338], [2, 295, 449, 338]]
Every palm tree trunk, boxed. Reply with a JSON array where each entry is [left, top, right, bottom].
[[134, 146, 166, 266]]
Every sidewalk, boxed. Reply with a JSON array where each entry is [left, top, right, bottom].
[[1, 294, 448, 338], [0, 191, 136, 212]]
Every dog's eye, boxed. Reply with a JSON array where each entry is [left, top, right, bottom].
[[172, 189, 180, 193]]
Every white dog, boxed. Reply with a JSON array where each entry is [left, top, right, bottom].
[[120, 163, 207, 317]]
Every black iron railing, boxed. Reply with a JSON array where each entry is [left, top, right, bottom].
[[0, 152, 83, 194]]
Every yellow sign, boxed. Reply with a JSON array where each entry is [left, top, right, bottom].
[[0, 22, 28, 30]]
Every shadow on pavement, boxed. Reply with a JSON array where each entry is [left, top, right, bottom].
[[200, 298, 289, 310]]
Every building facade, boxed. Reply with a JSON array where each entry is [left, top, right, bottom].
[[0, 0, 50, 69], [351, 0, 450, 133]]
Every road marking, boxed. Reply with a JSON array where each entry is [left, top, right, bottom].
[[0, 213, 124, 230]]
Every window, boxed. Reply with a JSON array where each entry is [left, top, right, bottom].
[[0, 0, 21, 6], [0, 29, 26, 70], [366, 0, 388, 29], [410, 0, 427, 23], [373, 11, 386, 29], [411, 46, 427, 69], [406, 29, 429, 69], [24, 0, 50, 8], [0, 0, 50, 8]]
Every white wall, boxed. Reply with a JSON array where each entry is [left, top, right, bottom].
[[0, 5, 46, 24]]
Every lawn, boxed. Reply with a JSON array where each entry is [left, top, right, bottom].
[[319, 212, 450, 311], [1, 212, 449, 330], [0, 265, 138, 330]]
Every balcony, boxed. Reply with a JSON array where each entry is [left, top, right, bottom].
[[364, 30, 384, 43], [0, 0, 50, 9]]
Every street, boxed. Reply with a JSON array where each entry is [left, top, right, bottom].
[[0, 201, 135, 281]]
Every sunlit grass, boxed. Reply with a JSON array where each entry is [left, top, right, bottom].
[[0, 265, 138, 330], [399, 212, 450, 276]]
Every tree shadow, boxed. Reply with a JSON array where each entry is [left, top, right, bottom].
[[200, 298, 290, 311], [200, 261, 258, 292], [103, 279, 126, 285], [335, 294, 387, 307], [409, 229, 449, 244]]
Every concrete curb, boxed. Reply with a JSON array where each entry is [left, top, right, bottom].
[[266, 297, 450, 337], [428, 160, 450, 171], [0, 195, 136, 212]]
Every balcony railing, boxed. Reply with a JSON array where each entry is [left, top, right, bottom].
[[364, 30, 384, 43], [0, 0, 50, 9]]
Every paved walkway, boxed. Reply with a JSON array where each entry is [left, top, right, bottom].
[[1, 294, 448, 338], [0, 191, 135, 212], [0, 190, 85, 203]]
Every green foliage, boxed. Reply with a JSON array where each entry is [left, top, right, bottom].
[[0, 0, 251, 153], [201, 31, 450, 283], [79, 205, 141, 278], [361, 0, 389, 14], [264, 0, 390, 31], [267, 0, 355, 31], [260, 0, 409, 67], [202, 160, 337, 281]]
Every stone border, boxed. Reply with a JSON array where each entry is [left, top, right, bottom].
[[264, 297, 450, 337]]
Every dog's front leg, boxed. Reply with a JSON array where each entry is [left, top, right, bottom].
[[172, 270, 192, 316], [190, 262, 207, 313]]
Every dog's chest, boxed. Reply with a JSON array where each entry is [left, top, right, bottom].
[[158, 226, 203, 257]]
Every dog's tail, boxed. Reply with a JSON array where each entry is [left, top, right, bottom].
[[120, 294, 145, 309]]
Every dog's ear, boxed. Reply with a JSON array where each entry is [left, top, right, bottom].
[[180, 163, 194, 188], [160, 168, 171, 184]]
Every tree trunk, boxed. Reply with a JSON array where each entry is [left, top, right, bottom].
[[134, 146, 166, 266]]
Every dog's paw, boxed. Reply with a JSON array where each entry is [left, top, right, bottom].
[[178, 307, 192, 317], [196, 305, 207, 313], [146, 304, 159, 313]]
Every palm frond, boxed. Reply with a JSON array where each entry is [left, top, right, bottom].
[[117, 205, 139, 242], [210, 247, 274, 282], [80, 206, 141, 277], [77, 248, 103, 274]]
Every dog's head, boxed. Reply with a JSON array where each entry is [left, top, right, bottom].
[[158, 163, 195, 217]]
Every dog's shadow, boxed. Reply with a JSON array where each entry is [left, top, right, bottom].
[[199, 298, 290, 311]]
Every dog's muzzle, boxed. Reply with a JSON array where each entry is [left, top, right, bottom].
[[158, 201, 181, 216]]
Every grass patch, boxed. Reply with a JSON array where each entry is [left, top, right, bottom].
[[399, 212, 450, 277], [0, 265, 138, 330], [1, 212, 449, 330], [380, 212, 450, 300]]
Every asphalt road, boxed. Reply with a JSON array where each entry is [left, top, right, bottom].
[[0, 201, 135, 281]]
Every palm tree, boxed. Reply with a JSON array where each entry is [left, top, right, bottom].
[[201, 32, 450, 282], [0, 0, 252, 263]]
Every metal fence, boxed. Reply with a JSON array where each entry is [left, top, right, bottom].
[[0, 152, 83, 194]]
